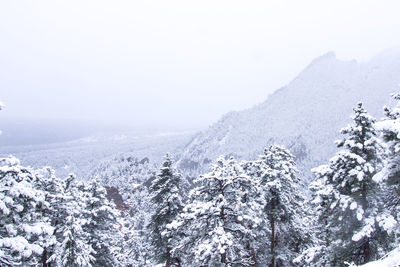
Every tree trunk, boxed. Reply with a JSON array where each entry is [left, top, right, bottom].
[[175, 256, 182, 267], [363, 239, 370, 264], [166, 247, 171, 267], [269, 197, 276, 267], [361, 184, 370, 263], [42, 248, 50, 267], [270, 215, 275, 267], [251, 247, 257, 267], [360, 123, 371, 264], [221, 252, 227, 266]]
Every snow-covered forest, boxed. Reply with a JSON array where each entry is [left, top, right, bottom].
[[2, 1, 400, 266], [2, 94, 400, 266]]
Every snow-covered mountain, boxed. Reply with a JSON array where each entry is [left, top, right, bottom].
[[178, 48, 400, 181]]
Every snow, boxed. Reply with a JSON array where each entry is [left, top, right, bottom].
[[352, 218, 374, 242], [356, 208, 364, 221], [373, 168, 387, 183], [0, 156, 21, 166], [23, 223, 55, 236], [358, 247, 400, 267], [0, 236, 44, 257], [376, 120, 400, 137], [178, 50, 400, 182], [0, 51, 400, 266], [294, 246, 324, 264], [378, 215, 397, 233], [110, 134, 127, 141], [166, 219, 182, 230]]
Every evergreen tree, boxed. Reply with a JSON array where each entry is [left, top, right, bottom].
[[310, 102, 386, 265], [376, 94, 400, 202], [244, 145, 308, 266], [374, 93, 400, 245], [47, 178, 95, 267], [35, 166, 66, 267], [0, 156, 54, 266], [82, 178, 120, 266], [148, 154, 184, 266], [55, 214, 95, 267], [116, 212, 153, 267], [169, 157, 262, 266]]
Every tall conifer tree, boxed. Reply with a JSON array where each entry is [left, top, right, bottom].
[[310, 103, 386, 265], [244, 145, 308, 266], [148, 154, 183, 266], [169, 157, 262, 266]]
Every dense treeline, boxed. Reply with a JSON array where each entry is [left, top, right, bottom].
[[1, 94, 400, 266]]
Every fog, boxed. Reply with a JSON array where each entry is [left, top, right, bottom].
[[1, 0, 400, 129]]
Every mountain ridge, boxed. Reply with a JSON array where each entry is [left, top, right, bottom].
[[178, 49, 400, 181]]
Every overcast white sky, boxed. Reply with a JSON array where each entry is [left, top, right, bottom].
[[1, 0, 400, 129]]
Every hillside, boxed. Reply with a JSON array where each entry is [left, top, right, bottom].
[[178, 49, 400, 181]]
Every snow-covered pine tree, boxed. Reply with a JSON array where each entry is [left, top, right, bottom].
[[243, 145, 308, 266], [55, 213, 95, 267], [0, 156, 54, 266], [168, 157, 263, 266], [310, 102, 386, 266], [374, 93, 400, 245], [375, 94, 400, 202], [48, 177, 95, 267], [35, 166, 66, 266], [81, 178, 120, 266], [148, 154, 184, 266], [115, 211, 153, 267]]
